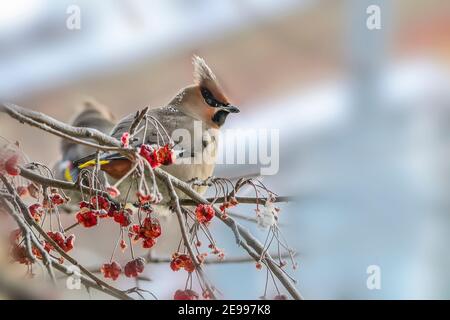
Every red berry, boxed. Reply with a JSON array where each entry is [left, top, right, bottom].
[[120, 132, 130, 148], [64, 234, 75, 252], [170, 256, 183, 271], [156, 144, 174, 166], [5, 154, 20, 176], [174, 289, 199, 300], [124, 258, 145, 278], [50, 193, 65, 206], [28, 203, 43, 223], [136, 192, 152, 205], [113, 209, 132, 227], [120, 239, 127, 252], [90, 195, 110, 211], [101, 261, 122, 280], [195, 204, 215, 223], [142, 237, 156, 248], [76, 210, 98, 228], [47, 232, 75, 252], [142, 217, 161, 238], [107, 186, 120, 198], [256, 262, 262, 270], [170, 253, 195, 273], [79, 201, 90, 209], [139, 144, 160, 169]]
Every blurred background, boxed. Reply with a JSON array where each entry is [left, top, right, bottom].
[[1, 0, 450, 299]]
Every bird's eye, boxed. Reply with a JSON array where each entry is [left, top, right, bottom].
[[201, 87, 213, 100], [201, 87, 223, 108]]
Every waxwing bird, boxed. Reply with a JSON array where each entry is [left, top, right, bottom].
[[59, 56, 239, 255], [70, 56, 239, 195]]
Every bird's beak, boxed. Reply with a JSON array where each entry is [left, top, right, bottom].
[[222, 104, 240, 113]]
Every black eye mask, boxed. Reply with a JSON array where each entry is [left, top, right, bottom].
[[201, 87, 225, 108], [201, 87, 240, 113]]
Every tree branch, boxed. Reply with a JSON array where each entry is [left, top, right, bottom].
[[0, 102, 303, 300]]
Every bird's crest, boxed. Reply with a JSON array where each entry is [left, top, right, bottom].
[[192, 55, 229, 104], [193, 55, 216, 84]]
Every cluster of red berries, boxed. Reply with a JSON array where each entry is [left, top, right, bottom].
[[129, 216, 161, 249], [170, 252, 195, 273], [101, 257, 146, 280], [195, 204, 215, 224], [9, 229, 74, 265], [139, 143, 174, 169], [76, 196, 121, 228], [28, 193, 66, 222], [47, 231, 75, 252]]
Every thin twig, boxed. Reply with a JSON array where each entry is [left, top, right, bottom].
[[180, 196, 298, 206]]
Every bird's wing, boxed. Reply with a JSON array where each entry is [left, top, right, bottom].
[[71, 106, 213, 180], [110, 106, 203, 157]]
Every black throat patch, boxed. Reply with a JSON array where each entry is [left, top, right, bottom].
[[212, 110, 229, 127]]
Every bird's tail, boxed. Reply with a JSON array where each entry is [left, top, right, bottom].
[[56, 99, 116, 182]]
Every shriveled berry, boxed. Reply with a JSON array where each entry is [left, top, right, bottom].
[[124, 258, 145, 278]]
